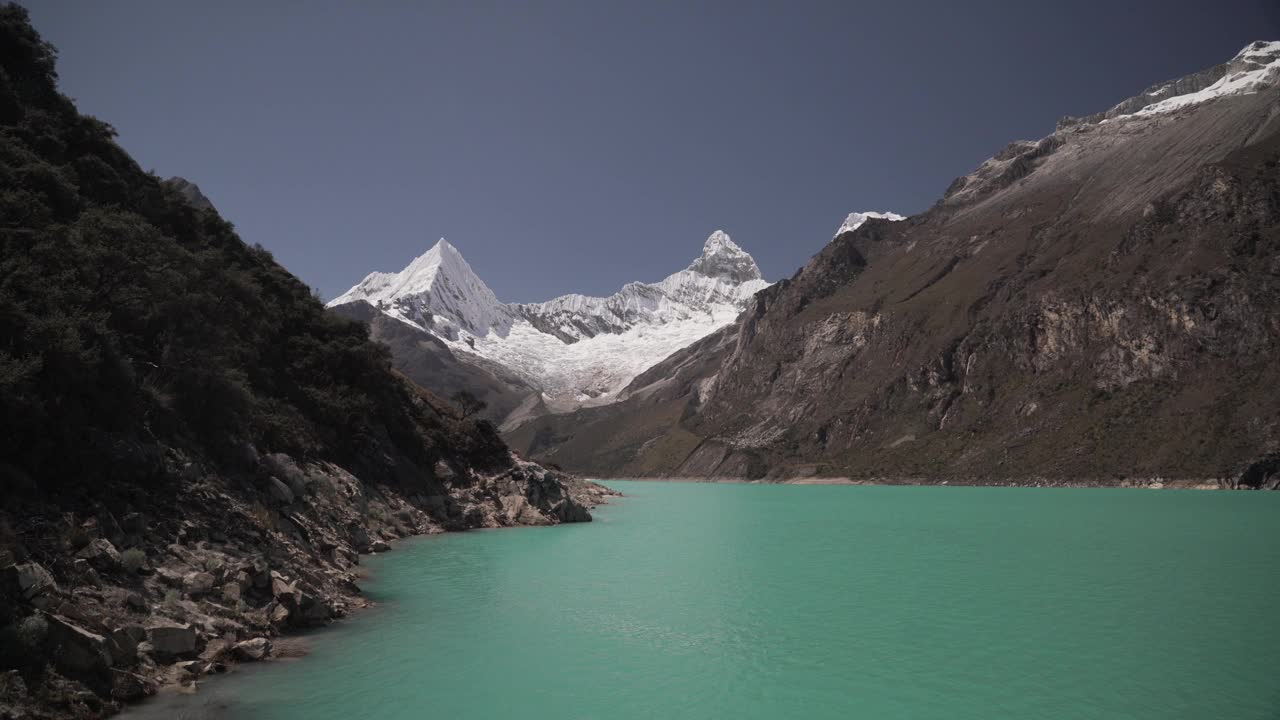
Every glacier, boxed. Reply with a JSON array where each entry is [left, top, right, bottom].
[[330, 230, 772, 407], [1112, 40, 1280, 121]]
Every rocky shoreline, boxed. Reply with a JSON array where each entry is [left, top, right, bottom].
[[0, 453, 616, 720]]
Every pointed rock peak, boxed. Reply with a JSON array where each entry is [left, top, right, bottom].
[[433, 237, 462, 255], [835, 211, 906, 238], [403, 237, 483, 286], [702, 230, 740, 255], [687, 230, 763, 283]]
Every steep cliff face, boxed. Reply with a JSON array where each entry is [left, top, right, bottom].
[[516, 44, 1280, 486], [328, 300, 539, 427]]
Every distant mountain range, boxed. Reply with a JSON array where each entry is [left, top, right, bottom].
[[328, 230, 784, 424]]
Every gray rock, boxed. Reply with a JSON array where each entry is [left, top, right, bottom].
[[434, 460, 457, 480], [72, 558, 101, 587], [232, 637, 271, 661], [14, 562, 56, 599], [106, 626, 140, 665], [370, 539, 391, 553], [74, 538, 122, 570], [110, 669, 155, 701], [174, 659, 210, 678], [349, 524, 372, 551], [45, 614, 113, 676], [154, 566, 186, 588], [270, 571, 298, 604], [269, 602, 291, 626], [220, 582, 242, 603], [144, 621, 198, 659], [296, 593, 332, 625], [183, 571, 216, 597]]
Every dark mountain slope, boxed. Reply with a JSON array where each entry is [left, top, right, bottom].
[[0, 9, 607, 719], [329, 299, 538, 427], [517, 55, 1280, 487]]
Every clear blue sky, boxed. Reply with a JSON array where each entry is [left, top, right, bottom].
[[25, 0, 1280, 302]]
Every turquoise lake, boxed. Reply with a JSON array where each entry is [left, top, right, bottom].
[[132, 482, 1279, 719]]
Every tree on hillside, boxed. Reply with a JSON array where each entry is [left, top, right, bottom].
[[451, 390, 486, 420]]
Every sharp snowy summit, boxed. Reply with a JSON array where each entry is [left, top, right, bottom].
[[330, 231, 771, 410]]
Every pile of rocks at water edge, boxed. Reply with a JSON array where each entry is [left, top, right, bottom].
[[0, 451, 613, 720]]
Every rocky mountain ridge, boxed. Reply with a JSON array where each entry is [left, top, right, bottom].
[[511, 41, 1280, 488]]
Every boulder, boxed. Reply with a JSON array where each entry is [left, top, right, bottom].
[[144, 621, 198, 659], [370, 540, 391, 553], [45, 614, 113, 677], [349, 524, 372, 551], [183, 571, 216, 597], [232, 637, 271, 661], [154, 566, 186, 588], [74, 538, 122, 570], [296, 593, 332, 626], [110, 669, 155, 701], [269, 602, 291, 626], [71, 558, 101, 587], [124, 592, 147, 611], [106, 626, 140, 666], [220, 582, 242, 603], [270, 571, 299, 605], [174, 660, 211, 678], [14, 562, 57, 599], [434, 459, 457, 481]]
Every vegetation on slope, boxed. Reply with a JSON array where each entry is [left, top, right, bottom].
[[0, 5, 507, 508], [0, 10, 608, 718]]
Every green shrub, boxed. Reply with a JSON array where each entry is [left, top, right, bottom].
[[120, 548, 146, 574]]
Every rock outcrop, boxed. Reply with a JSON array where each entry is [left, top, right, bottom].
[[0, 448, 613, 720]]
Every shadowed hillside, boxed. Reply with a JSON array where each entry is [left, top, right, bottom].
[[0, 8, 608, 718]]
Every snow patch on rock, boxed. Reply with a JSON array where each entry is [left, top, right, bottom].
[[1123, 40, 1280, 119], [836, 211, 906, 237]]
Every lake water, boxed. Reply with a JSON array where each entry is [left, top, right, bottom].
[[133, 482, 1280, 719]]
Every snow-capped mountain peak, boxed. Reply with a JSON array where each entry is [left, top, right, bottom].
[[836, 211, 906, 237], [687, 230, 764, 283], [329, 230, 772, 408], [329, 237, 507, 338]]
